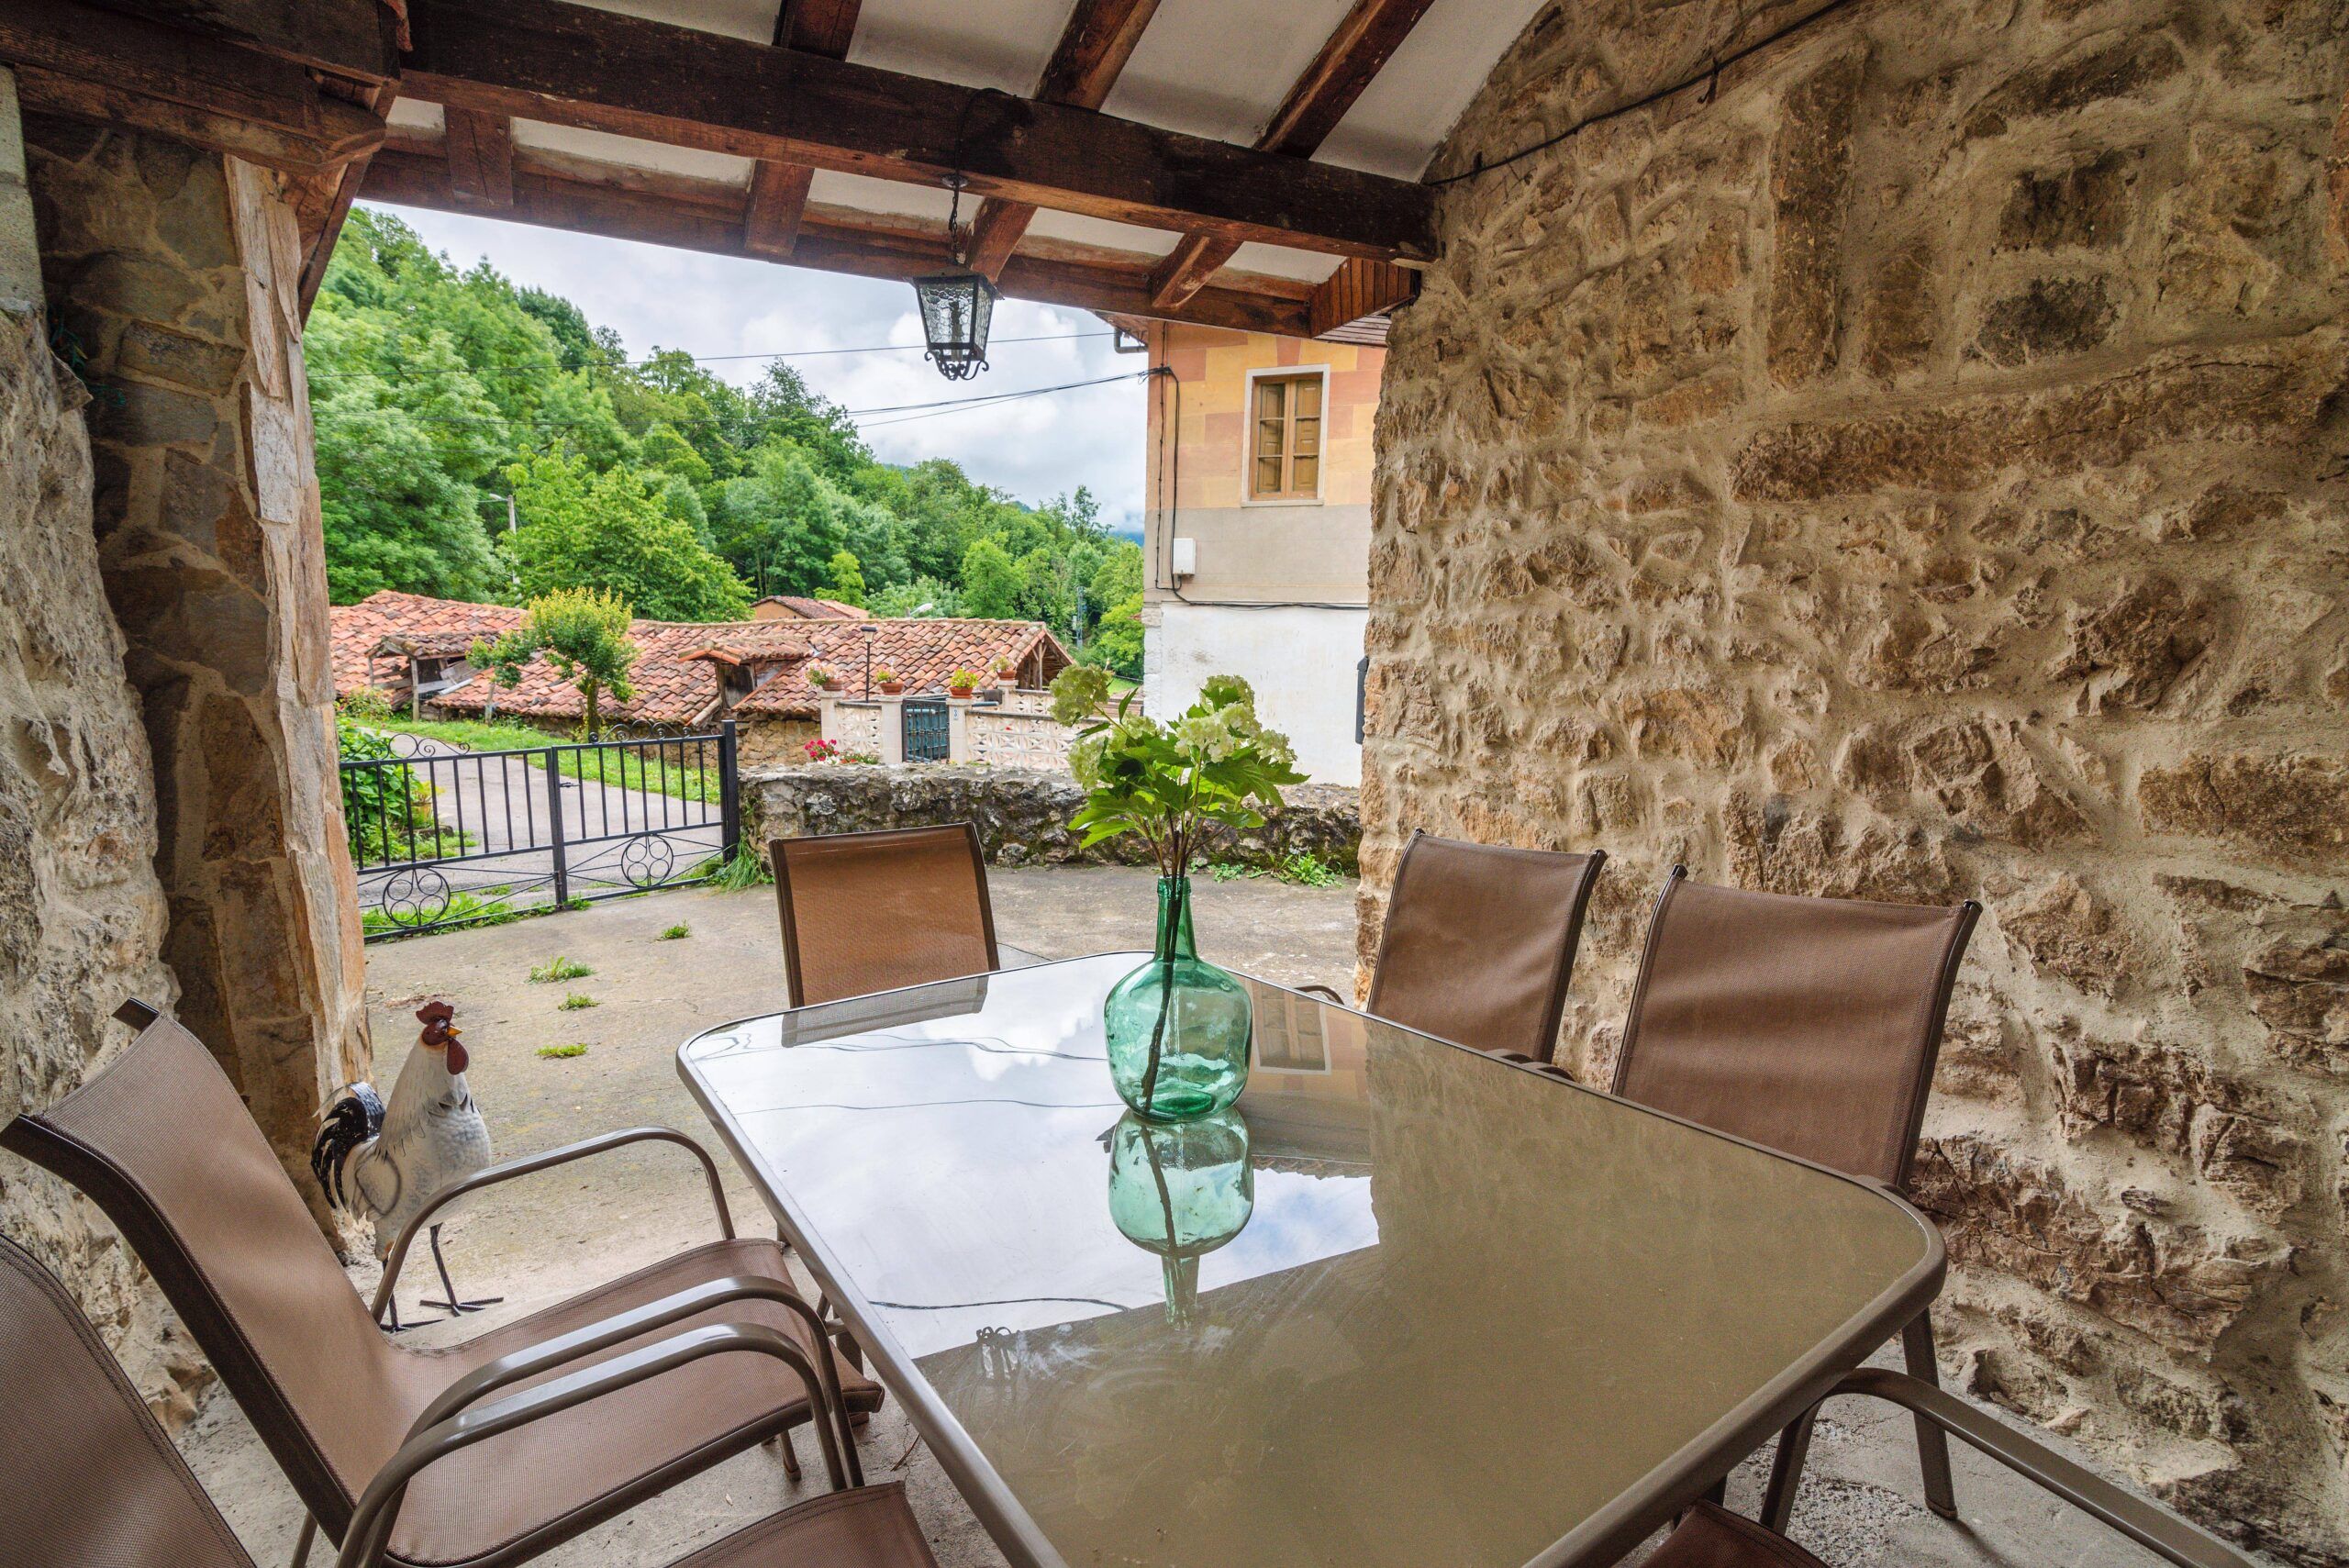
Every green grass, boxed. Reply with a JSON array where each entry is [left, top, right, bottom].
[[696, 844, 773, 890], [660, 923, 691, 940], [1203, 852, 1345, 889], [375, 717, 718, 804], [558, 992, 597, 1010], [361, 888, 516, 937], [529, 954, 594, 983], [536, 1043, 589, 1060]]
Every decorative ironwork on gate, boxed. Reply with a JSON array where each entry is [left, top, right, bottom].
[[903, 698, 951, 762], [342, 721, 740, 940]]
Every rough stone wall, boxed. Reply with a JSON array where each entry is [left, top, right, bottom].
[[0, 304, 191, 1421], [1363, 0, 2349, 1558], [26, 119, 370, 1211], [745, 765, 1360, 873], [734, 716, 821, 768]]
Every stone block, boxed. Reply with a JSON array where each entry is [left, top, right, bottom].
[[1997, 149, 2141, 252], [1972, 275, 2118, 366], [1765, 50, 1864, 388], [117, 319, 243, 395], [2139, 751, 2349, 868]]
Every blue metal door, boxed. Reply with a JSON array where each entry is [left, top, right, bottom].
[[903, 699, 950, 762]]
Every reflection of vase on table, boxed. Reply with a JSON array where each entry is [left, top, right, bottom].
[[1106, 1109, 1253, 1324]]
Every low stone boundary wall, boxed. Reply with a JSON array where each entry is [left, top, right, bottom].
[[742, 764, 1360, 873]]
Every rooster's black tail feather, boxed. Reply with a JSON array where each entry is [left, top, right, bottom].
[[310, 1084, 384, 1208]]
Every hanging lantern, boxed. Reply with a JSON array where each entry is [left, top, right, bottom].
[[911, 172, 997, 381]]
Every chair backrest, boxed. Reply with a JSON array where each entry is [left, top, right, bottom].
[[0, 1232, 255, 1568], [1612, 869, 1980, 1187], [771, 823, 1001, 1007], [0, 1008, 409, 1538], [1364, 831, 1607, 1062]]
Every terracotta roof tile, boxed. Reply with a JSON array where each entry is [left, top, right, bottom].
[[751, 595, 870, 620], [333, 593, 1071, 728]]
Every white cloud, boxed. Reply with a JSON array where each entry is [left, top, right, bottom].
[[362, 203, 1149, 532]]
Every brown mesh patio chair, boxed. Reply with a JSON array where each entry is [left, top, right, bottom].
[[0, 1001, 886, 1568], [771, 823, 1001, 1006], [1302, 830, 1605, 1062], [1646, 1371, 2253, 1567], [1609, 867, 1980, 1519], [0, 1231, 934, 1568]]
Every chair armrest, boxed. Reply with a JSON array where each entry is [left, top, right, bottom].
[[335, 1323, 840, 1568], [405, 1273, 863, 1488], [1297, 984, 1348, 1006], [1824, 1369, 2256, 1568], [372, 1127, 735, 1323]]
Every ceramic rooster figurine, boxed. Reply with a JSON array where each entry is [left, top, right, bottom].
[[311, 1000, 496, 1326]]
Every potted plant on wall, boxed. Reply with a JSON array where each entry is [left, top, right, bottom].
[[806, 663, 838, 693], [1052, 666, 1306, 1121], [947, 668, 982, 699], [874, 667, 904, 695], [990, 653, 1019, 689]]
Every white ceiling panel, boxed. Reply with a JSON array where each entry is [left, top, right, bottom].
[[846, 0, 1073, 95], [1225, 242, 1343, 284], [1098, 0, 1360, 145], [515, 120, 759, 184], [1020, 208, 1179, 259], [1316, 0, 1548, 178]]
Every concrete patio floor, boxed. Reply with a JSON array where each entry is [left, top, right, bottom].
[[176, 867, 2212, 1568]]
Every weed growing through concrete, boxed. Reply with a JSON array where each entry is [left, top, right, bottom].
[[536, 1043, 588, 1060], [529, 955, 594, 983], [660, 923, 690, 940], [558, 993, 597, 1010]]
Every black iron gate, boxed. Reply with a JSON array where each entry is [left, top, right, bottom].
[[341, 721, 740, 939], [903, 698, 950, 762]]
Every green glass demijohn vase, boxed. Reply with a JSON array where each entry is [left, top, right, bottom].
[[1104, 876, 1252, 1120], [1105, 1108, 1253, 1324]]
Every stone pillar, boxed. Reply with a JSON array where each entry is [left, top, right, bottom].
[[24, 117, 370, 1211], [945, 695, 974, 762], [875, 695, 906, 764]]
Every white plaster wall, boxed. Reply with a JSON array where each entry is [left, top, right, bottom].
[[1144, 602, 1366, 786]]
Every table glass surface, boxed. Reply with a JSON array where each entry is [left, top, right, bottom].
[[680, 954, 1934, 1568]]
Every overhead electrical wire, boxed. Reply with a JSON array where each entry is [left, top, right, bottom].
[[305, 328, 1114, 382]]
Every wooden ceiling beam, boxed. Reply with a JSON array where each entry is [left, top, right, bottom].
[[398, 0, 1433, 263], [75, 0, 398, 83], [965, 0, 1163, 281], [744, 0, 863, 261], [362, 147, 1313, 337], [442, 106, 515, 207], [1149, 0, 1436, 313], [296, 78, 400, 317]]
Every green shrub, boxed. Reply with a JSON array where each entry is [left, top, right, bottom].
[[536, 1043, 588, 1060], [660, 923, 691, 940], [529, 955, 594, 983], [558, 992, 597, 1010]]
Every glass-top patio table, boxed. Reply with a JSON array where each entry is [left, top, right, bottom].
[[676, 953, 1943, 1568]]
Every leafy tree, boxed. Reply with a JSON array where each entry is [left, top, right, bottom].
[[505, 452, 751, 621], [1083, 592, 1145, 679], [474, 588, 640, 739], [869, 577, 962, 617], [959, 536, 1023, 618], [316, 395, 502, 601], [825, 550, 867, 607]]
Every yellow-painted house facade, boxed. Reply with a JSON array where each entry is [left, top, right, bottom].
[[1139, 322, 1385, 785]]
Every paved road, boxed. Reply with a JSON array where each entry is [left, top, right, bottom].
[[354, 732, 724, 929]]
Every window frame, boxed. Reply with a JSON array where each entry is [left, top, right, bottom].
[[1240, 364, 1330, 507]]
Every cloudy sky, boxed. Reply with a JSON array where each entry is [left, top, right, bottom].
[[365, 202, 1151, 533]]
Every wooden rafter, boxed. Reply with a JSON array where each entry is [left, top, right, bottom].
[[75, 0, 397, 81], [744, 0, 863, 261], [296, 77, 400, 316], [964, 0, 1163, 281], [398, 0, 1433, 263], [1149, 0, 1437, 314], [362, 146, 1313, 336], [442, 106, 514, 206]]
